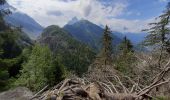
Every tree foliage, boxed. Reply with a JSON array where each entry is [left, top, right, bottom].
[[143, 2, 170, 54], [115, 37, 135, 75], [100, 25, 113, 65], [39, 25, 96, 76], [48, 57, 67, 85], [0, 0, 24, 91], [119, 36, 134, 55], [14, 44, 66, 91]]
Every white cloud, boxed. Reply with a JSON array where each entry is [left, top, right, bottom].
[[159, 0, 168, 2], [7, 0, 154, 33], [92, 17, 154, 33]]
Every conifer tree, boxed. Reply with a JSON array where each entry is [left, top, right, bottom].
[[101, 25, 113, 65], [119, 36, 134, 55], [143, 2, 170, 54], [115, 36, 134, 75]]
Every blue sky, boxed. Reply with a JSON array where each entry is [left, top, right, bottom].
[[7, 0, 169, 33], [98, 0, 168, 20], [119, 0, 167, 20]]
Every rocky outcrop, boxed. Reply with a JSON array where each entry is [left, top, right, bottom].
[[0, 87, 34, 100]]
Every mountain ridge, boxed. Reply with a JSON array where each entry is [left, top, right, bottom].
[[63, 19, 122, 51], [2, 3, 43, 39]]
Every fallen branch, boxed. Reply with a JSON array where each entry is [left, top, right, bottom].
[[31, 85, 49, 100], [137, 78, 170, 97]]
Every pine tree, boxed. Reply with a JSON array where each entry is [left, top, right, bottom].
[[101, 25, 113, 65], [143, 2, 170, 54], [115, 36, 135, 75], [119, 36, 134, 56]]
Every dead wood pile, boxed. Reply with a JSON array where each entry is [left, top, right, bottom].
[[32, 59, 170, 100], [32, 78, 138, 100]]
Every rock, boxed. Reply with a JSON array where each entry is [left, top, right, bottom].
[[0, 87, 34, 100]]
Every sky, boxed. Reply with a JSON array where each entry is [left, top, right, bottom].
[[7, 0, 169, 33]]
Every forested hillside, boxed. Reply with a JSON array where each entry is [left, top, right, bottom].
[[38, 25, 96, 75], [0, 0, 35, 90]]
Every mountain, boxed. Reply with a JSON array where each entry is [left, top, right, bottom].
[[38, 25, 95, 75], [98, 23, 148, 45], [114, 32, 147, 44], [1, 3, 43, 39], [124, 33, 148, 44], [67, 17, 79, 25], [113, 31, 148, 51], [63, 19, 122, 51], [17, 30, 34, 47]]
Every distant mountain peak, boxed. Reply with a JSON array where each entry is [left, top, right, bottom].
[[79, 19, 90, 23], [67, 17, 79, 25]]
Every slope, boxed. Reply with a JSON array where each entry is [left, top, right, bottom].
[[38, 25, 96, 75], [1, 2, 43, 39], [63, 19, 122, 51]]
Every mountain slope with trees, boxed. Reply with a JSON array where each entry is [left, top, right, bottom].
[[0, 0, 33, 91], [0, 0, 170, 99], [38, 25, 96, 76]]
